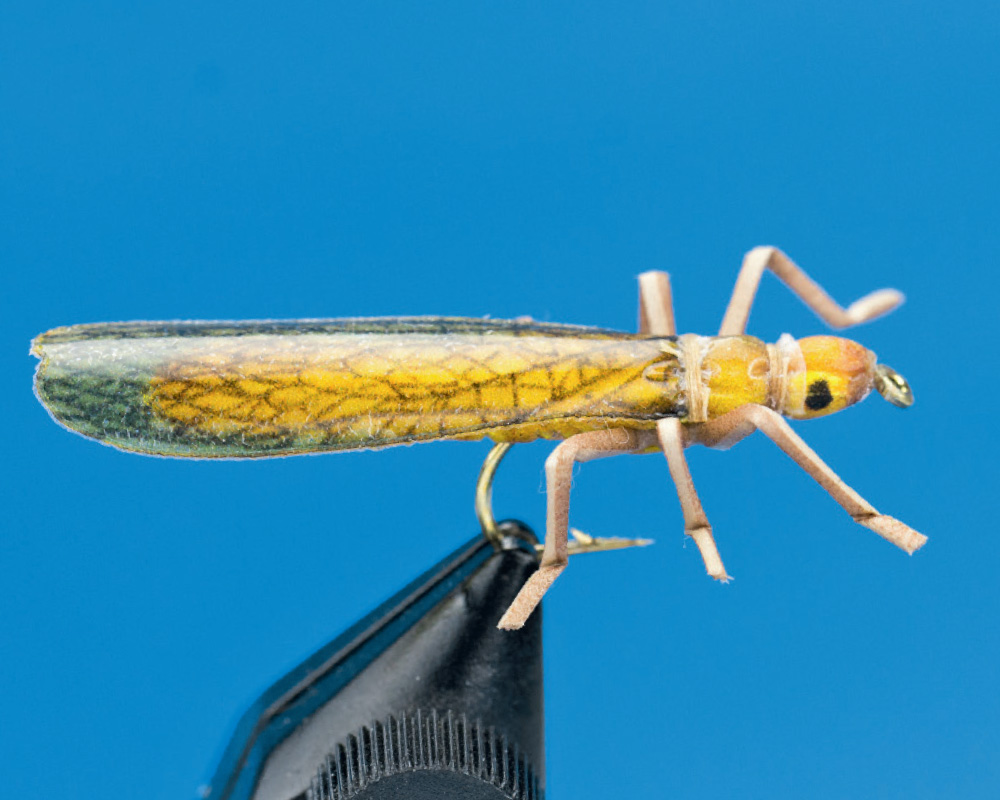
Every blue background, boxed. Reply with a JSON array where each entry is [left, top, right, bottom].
[[3, 3, 998, 798]]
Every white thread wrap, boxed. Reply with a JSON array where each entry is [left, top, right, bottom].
[[766, 333, 806, 415], [680, 334, 711, 423]]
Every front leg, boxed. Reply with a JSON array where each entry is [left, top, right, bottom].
[[497, 427, 653, 630], [719, 246, 905, 335], [694, 404, 927, 554]]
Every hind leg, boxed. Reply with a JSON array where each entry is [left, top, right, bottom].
[[497, 427, 654, 630], [638, 270, 676, 335]]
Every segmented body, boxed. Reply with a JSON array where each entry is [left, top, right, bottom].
[[32, 318, 712, 458]]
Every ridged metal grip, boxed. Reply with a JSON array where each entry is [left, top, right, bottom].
[[310, 710, 540, 800]]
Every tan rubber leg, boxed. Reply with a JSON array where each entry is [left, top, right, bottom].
[[638, 270, 676, 336], [497, 428, 653, 630], [719, 246, 904, 335], [693, 404, 927, 553], [656, 418, 729, 580]]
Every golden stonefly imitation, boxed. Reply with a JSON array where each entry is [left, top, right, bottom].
[[31, 247, 925, 629]]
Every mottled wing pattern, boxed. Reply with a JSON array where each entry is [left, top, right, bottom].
[[33, 318, 684, 458]]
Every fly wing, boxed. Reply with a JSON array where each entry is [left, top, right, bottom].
[[32, 318, 681, 458], [31, 316, 626, 345]]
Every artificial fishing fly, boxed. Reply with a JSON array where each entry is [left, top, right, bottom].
[[31, 247, 926, 628]]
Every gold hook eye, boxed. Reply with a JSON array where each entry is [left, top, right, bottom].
[[875, 363, 914, 408]]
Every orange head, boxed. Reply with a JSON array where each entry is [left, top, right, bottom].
[[781, 335, 913, 419]]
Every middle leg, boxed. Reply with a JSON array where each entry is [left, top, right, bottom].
[[657, 418, 730, 580]]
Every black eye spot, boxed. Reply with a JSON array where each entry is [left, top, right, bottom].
[[805, 379, 833, 411]]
